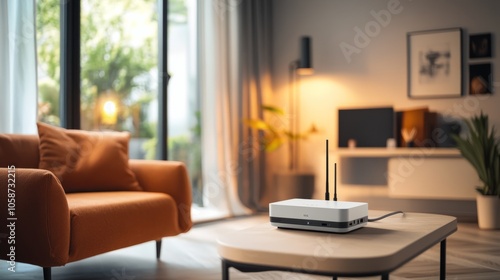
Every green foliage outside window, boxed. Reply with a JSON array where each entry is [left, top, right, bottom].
[[36, 0, 202, 205]]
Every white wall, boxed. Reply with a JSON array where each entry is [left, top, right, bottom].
[[270, 0, 500, 203]]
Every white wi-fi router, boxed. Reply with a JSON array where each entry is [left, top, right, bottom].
[[269, 139, 368, 233]]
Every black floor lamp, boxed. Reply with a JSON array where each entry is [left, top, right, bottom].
[[288, 36, 313, 171]]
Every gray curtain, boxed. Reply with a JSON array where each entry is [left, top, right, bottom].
[[236, 0, 273, 210], [198, 0, 272, 215]]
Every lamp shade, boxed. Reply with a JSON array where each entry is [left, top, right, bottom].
[[297, 36, 313, 75]]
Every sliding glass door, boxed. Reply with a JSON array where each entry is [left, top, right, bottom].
[[167, 0, 202, 205], [79, 0, 202, 206], [36, 0, 61, 125], [80, 0, 158, 159], [36, 0, 203, 207]]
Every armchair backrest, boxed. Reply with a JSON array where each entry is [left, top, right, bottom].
[[0, 134, 40, 168]]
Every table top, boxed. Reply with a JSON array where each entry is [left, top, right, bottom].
[[217, 211, 457, 275]]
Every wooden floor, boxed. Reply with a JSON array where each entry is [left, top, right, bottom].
[[1, 214, 500, 280]]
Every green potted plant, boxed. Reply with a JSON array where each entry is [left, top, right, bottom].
[[451, 112, 500, 229], [245, 105, 317, 201]]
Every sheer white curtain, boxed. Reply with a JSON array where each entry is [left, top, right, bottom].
[[197, 0, 272, 217], [0, 0, 38, 134], [198, 0, 251, 217]]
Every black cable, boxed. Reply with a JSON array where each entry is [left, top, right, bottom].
[[368, 211, 404, 222]]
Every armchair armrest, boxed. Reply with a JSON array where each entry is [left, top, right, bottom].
[[129, 160, 192, 232], [0, 168, 70, 267]]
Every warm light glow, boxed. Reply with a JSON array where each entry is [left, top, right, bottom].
[[296, 67, 314, 76], [102, 100, 118, 125]]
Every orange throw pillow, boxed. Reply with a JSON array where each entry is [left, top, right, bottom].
[[37, 122, 142, 193]]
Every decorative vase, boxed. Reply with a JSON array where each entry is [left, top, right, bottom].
[[476, 194, 500, 230], [273, 171, 315, 202]]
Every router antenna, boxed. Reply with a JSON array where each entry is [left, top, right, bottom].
[[325, 139, 330, 201], [333, 162, 338, 201]]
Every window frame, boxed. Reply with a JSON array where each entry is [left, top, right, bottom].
[[59, 0, 169, 160]]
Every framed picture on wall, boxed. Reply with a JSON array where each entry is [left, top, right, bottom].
[[470, 33, 492, 59], [407, 28, 462, 98], [469, 63, 492, 95]]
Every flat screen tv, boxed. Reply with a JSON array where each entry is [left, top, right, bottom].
[[338, 107, 395, 147]]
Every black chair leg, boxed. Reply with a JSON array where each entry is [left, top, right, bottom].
[[156, 239, 162, 259], [43, 267, 51, 280]]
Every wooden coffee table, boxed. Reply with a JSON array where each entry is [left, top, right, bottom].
[[217, 211, 457, 279]]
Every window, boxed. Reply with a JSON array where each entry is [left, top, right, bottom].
[[36, 0, 203, 207], [168, 0, 202, 205], [36, 0, 61, 125], [80, 0, 158, 160]]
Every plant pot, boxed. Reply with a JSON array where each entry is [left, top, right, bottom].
[[476, 194, 500, 230], [273, 171, 315, 202]]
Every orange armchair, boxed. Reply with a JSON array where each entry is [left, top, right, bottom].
[[0, 134, 192, 280]]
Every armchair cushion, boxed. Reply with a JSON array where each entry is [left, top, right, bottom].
[[66, 192, 177, 262], [37, 122, 141, 193]]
